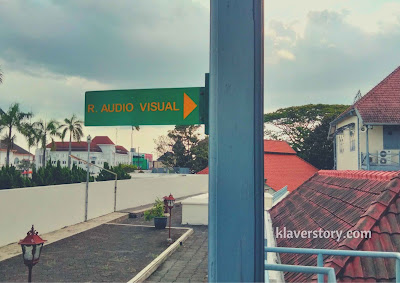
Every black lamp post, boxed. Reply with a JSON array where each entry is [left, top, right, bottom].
[[165, 193, 176, 242], [18, 225, 46, 282]]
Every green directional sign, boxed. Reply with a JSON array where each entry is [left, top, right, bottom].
[[85, 87, 206, 126]]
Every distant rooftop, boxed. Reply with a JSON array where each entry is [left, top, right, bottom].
[[0, 140, 33, 156], [198, 140, 317, 192], [46, 136, 127, 154]]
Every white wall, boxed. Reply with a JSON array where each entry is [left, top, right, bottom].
[[336, 115, 359, 170], [0, 175, 208, 247]]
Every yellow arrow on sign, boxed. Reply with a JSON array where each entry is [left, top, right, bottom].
[[183, 93, 197, 119]]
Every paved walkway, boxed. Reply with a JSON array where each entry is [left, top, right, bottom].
[[146, 226, 208, 283], [121, 203, 209, 282]]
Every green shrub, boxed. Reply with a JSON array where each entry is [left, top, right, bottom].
[[96, 162, 132, 181], [120, 164, 138, 173], [0, 161, 93, 190], [144, 198, 165, 221]]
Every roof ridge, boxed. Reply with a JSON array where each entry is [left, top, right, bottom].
[[318, 170, 400, 181], [353, 66, 400, 110], [325, 176, 400, 276], [331, 65, 400, 124]]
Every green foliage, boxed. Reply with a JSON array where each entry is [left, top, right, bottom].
[[0, 162, 92, 190], [96, 162, 132, 181], [154, 125, 208, 172], [144, 198, 165, 221], [264, 104, 350, 169], [0, 103, 33, 166], [120, 164, 138, 173], [264, 104, 349, 153]]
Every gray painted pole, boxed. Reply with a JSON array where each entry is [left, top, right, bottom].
[[366, 127, 370, 170], [85, 135, 91, 222], [209, 0, 264, 281]]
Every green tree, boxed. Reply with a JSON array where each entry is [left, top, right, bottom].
[[0, 103, 33, 166], [20, 122, 37, 154], [96, 162, 131, 181], [32, 120, 61, 166], [154, 125, 208, 171], [191, 136, 209, 173], [60, 114, 84, 169], [264, 104, 349, 168]]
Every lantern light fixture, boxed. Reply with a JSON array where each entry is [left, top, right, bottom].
[[18, 225, 46, 282]]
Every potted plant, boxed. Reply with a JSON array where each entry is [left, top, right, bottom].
[[144, 198, 167, 229]]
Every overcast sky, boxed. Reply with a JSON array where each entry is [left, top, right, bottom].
[[1, 0, 400, 156]]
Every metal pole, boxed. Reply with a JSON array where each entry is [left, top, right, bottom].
[[85, 138, 91, 222], [366, 126, 370, 170], [317, 253, 324, 283], [209, 0, 264, 281], [114, 175, 117, 212], [28, 265, 32, 283], [169, 207, 172, 239]]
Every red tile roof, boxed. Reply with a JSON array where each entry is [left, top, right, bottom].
[[0, 140, 33, 156], [46, 136, 127, 154], [264, 140, 296, 154], [197, 167, 209, 174], [270, 170, 400, 282], [115, 145, 128, 154], [92, 136, 115, 145], [46, 141, 102, 152], [264, 153, 318, 192], [334, 66, 400, 124], [197, 140, 317, 191]]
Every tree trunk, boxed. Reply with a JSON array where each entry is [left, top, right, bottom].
[[68, 133, 72, 169], [42, 135, 46, 167], [5, 126, 12, 167]]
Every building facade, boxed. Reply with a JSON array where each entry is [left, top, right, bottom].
[[329, 66, 400, 171], [0, 140, 34, 168], [35, 136, 131, 174]]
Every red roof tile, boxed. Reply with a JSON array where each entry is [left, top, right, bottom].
[[264, 154, 317, 192], [197, 167, 209, 174], [115, 145, 128, 154], [0, 140, 33, 155], [92, 136, 115, 145], [264, 140, 296, 154], [197, 140, 317, 191], [46, 141, 102, 152], [270, 170, 400, 282], [334, 66, 400, 124]]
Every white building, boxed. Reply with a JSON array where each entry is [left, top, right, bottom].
[[35, 136, 131, 173], [0, 140, 34, 169], [329, 66, 400, 171]]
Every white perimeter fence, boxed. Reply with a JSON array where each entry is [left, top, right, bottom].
[[0, 174, 208, 247]]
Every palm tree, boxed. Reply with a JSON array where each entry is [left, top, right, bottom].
[[0, 103, 33, 166], [60, 114, 84, 169], [32, 120, 61, 167], [20, 122, 37, 154]]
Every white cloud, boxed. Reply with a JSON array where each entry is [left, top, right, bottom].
[[276, 50, 295, 61]]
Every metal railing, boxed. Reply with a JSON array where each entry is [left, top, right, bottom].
[[265, 246, 400, 283], [361, 152, 400, 167], [70, 154, 118, 212], [272, 186, 288, 203]]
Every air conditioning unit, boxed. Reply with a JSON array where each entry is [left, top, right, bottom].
[[379, 150, 392, 165]]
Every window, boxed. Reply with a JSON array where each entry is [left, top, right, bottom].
[[383, 125, 400, 149], [338, 133, 344, 154], [349, 125, 356, 152]]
